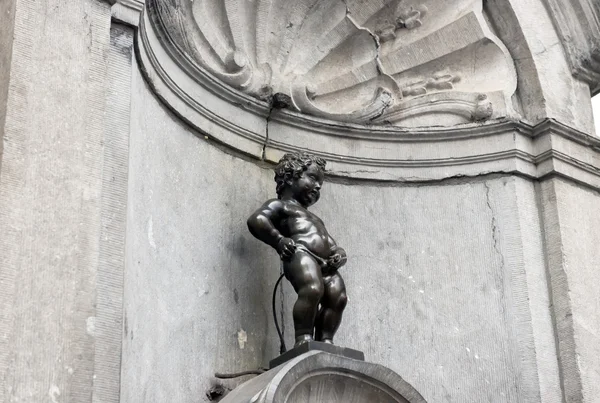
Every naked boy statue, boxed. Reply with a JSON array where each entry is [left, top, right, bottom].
[[247, 152, 348, 347]]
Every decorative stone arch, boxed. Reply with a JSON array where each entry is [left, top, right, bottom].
[[136, 0, 600, 186]]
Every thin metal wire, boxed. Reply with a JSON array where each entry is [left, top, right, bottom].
[[272, 262, 287, 354]]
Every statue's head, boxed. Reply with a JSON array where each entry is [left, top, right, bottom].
[[274, 152, 326, 207]]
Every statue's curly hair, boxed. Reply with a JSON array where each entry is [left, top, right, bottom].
[[274, 152, 326, 198]]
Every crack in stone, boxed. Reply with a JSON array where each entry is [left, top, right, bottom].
[[343, 1, 398, 120], [345, 12, 385, 76], [369, 103, 389, 122], [342, 4, 377, 72], [484, 182, 503, 264], [330, 169, 382, 175], [262, 103, 276, 161]]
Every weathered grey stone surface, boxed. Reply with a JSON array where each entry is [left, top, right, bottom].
[[142, 0, 517, 127], [110, 0, 143, 27], [541, 0, 600, 95], [0, 0, 16, 168], [93, 23, 134, 403], [121, 61, 285, 403], [0, 0, 115, 401], [222, 351, 427, 403], [316, 176, 563, 402], [539, 178, 600, 402], [0, 1, 598, 402], [486, 0, 596, 134], [121, 66, 572, 401], [136, 0, 600, 184]]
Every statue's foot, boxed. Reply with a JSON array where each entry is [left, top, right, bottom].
[[322, 338, 334, 345], [294, 334, 313, 348]]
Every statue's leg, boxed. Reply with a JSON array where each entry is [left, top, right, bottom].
[[315, 272, 347, 343], [284, 252, 324, 347]]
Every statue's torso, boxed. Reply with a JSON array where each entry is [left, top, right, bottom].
[[279, 202, 334, 259]]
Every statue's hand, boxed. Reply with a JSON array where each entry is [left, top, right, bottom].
[[277, 237, 296, 260], [328, 251, 347, 270]]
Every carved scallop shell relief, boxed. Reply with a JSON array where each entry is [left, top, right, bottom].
[[144, 0, 517, 127]]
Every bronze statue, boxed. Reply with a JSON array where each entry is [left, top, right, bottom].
[[247, 152, 348, 347]]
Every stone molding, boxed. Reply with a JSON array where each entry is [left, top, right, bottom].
[[136, 4, 600, 188], [111, 0, 144, 26], [112, 0, 143, 10], [542, 0, 600, 94], [136, 0, 600, 187], [220, 351, 427, 403], [140, 0, 518, 128]]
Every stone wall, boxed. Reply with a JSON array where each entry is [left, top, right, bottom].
[[0, 0, 113, 401], [121, 63, 282, 402], [0, 0, 16, 166], [540, 179, 600, 402], [120, 64, 570, 401], [0, 1, 599, 402]]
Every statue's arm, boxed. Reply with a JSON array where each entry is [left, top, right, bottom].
[[327, 234, 342, 253], [247, 199, 286, 250]]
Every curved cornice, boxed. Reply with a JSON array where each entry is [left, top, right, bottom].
[[140, 0, 519, 126], [135, 1, 600, 189]]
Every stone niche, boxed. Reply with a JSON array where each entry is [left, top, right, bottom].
[[144, 0, 517, 127], [137, 0, 599, 185], [2, 0, 600, 402], [126, 0, 600, 402]]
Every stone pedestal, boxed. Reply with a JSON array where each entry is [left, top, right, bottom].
[[269, 341, 364, 369], [222, 351, 426, 403]]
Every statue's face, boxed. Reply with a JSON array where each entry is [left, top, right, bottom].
[[291, 164, 324, 207]]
